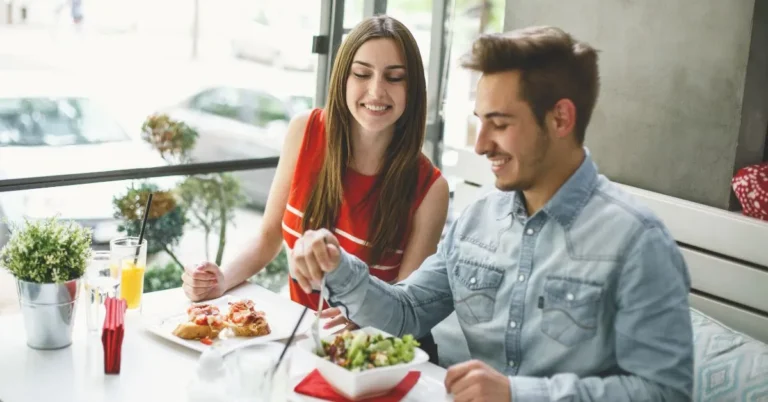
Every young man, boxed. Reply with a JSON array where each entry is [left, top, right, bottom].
[[291, 26, 694, 402]]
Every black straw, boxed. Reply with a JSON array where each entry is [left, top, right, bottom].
[[133, 193, 153, 265], [274, 305, 308, 372]]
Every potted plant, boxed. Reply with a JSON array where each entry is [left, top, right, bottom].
[[0, 217, 92, 349]]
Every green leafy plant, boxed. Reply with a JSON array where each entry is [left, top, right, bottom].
[[143, 262, 184, 293], [141, 114, 198, 164], [178, 173, 246, 266], [113, 183, 186, 267], [0, 217, 92, 283], [110, 113, 288, 294]]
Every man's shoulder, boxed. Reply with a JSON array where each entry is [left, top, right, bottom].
[[589, 175, 667, 232], [579, 176, 685, 262]]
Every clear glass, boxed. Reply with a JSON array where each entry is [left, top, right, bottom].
[[110, 237, 147, 310], [226, 342, 290, 402], [84, 251, 119, 332]]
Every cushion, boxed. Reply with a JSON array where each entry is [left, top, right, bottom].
[[732, 163, 768, 222], [691, 308, 768, 401]]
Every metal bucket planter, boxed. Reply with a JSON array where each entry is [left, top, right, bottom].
[[16, 277, 80, 350]]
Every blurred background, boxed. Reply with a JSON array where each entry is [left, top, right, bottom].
[[0, 0, 505, 310]]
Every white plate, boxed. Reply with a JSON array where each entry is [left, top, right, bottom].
[[142, 292, 312, 355], [288, 371, 454, 402]]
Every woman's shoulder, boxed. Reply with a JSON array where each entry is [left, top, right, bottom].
[[416, 153, 442, 181], [286, 108, 325, 151]]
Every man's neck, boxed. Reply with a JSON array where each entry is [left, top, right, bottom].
[[522, 147, 586, 216]]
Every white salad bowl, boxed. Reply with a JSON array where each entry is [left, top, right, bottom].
[[295, 326, 429, 400]]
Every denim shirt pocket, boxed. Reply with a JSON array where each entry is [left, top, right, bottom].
[[540, 276, 603, 346], [452, 259, 504, 325]]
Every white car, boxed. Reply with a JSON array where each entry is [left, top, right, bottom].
[[0, 74, 175, 247]]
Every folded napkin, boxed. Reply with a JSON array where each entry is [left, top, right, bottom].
[[294, 369, 420, 402], [102, 297, 127, 374]]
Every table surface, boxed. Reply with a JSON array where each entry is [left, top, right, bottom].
[[0, 283, 450, 402]]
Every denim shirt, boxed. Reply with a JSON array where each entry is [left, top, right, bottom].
[[325, 152, 694, 402]]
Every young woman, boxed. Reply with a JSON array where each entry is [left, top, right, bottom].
[[181, 15, 449, 362]]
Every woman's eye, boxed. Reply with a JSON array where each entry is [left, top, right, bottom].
[[387, 76, 405, 82], [353, 73, 370, 79], [493, 123, 509, 130]]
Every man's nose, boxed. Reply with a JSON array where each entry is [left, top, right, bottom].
[[474, 123, 493, 156]]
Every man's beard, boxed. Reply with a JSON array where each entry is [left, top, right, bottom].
[[496, 128, 550, 192]]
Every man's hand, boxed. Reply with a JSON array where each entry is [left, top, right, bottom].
[[318, 307, 359, 333], [445, 360, 512, 402], [182, 261, 225, 302], [291, 229, 341, 293]]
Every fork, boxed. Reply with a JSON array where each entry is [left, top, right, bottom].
[[312, 275, 326, 356]]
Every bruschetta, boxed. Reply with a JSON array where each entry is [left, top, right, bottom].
[[225, 299, 271, 337], [172, 303, 226, 340]]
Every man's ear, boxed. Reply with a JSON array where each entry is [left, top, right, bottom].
[[550, 99, 576, 139]]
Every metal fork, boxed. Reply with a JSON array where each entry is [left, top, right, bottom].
[[312, 275, 326, 356]]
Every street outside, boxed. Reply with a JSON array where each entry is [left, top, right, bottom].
[[0, 21, 313, 313]]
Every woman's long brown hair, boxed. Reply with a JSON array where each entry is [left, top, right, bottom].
[[301, 15, 428, 267]]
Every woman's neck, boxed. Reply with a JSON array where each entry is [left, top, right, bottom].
[[349, 123, 394, 176]]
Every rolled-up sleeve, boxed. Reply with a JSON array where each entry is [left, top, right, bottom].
[[325, 227, 456, 339]]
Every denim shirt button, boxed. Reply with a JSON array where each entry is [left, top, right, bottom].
[[518, 274, 526, 282], [508, 360, 515, 367], [526, 228, 534, 235], [509, 321, 517, 328], [469, 277, 477, 284], [566, 293, 575, 301]]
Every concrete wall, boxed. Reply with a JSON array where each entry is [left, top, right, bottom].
[[503, 0, 768, 209]]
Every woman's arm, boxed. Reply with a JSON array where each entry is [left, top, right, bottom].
[[219, 111, 311, 292], [396, 175, 450, 282]]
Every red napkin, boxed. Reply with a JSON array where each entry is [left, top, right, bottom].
[[294, 369, 420, 402], [732, 162, 768, 222], [102, 297, 127, 374]]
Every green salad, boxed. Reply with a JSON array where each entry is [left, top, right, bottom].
[[317, 330, 421, 371]]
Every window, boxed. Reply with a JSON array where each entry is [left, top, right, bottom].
[[0, 0, 322, 303], [0, 97, 129, 147], [442, 0, 506, 151], [190, 88, 244, 121], [253, 92, 291, 127], [386, 1, 434, 76]]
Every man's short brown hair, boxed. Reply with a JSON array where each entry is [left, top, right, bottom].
[[461, 26, 600, 145]]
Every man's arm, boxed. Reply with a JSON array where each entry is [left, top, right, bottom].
[[324, 226, 456, 339], [510, 226, 694, 402]]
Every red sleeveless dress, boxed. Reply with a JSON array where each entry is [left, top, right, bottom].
[[281, 108, 442, 310]]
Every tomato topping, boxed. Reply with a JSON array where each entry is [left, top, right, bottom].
[[200, 337, 213, 345]]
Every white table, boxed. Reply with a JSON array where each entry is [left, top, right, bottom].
[[0, 283, 450, 402]]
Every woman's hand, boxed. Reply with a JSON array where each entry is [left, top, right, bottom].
[[181, 261, 226, 302], [318, 307, 359, 333]]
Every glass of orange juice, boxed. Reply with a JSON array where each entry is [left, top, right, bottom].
[[110, 237, 147, 310]]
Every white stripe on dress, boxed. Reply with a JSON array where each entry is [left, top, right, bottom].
[[284, 204, 405, 254]]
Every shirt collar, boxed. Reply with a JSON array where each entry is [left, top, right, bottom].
[[511, 148, 599, 228]]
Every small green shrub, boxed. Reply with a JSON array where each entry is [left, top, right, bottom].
[[0, 217, 92, 283], [143, 262, 184, 293]]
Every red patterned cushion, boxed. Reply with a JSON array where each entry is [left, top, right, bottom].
[[732, 163, 768, 221]]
